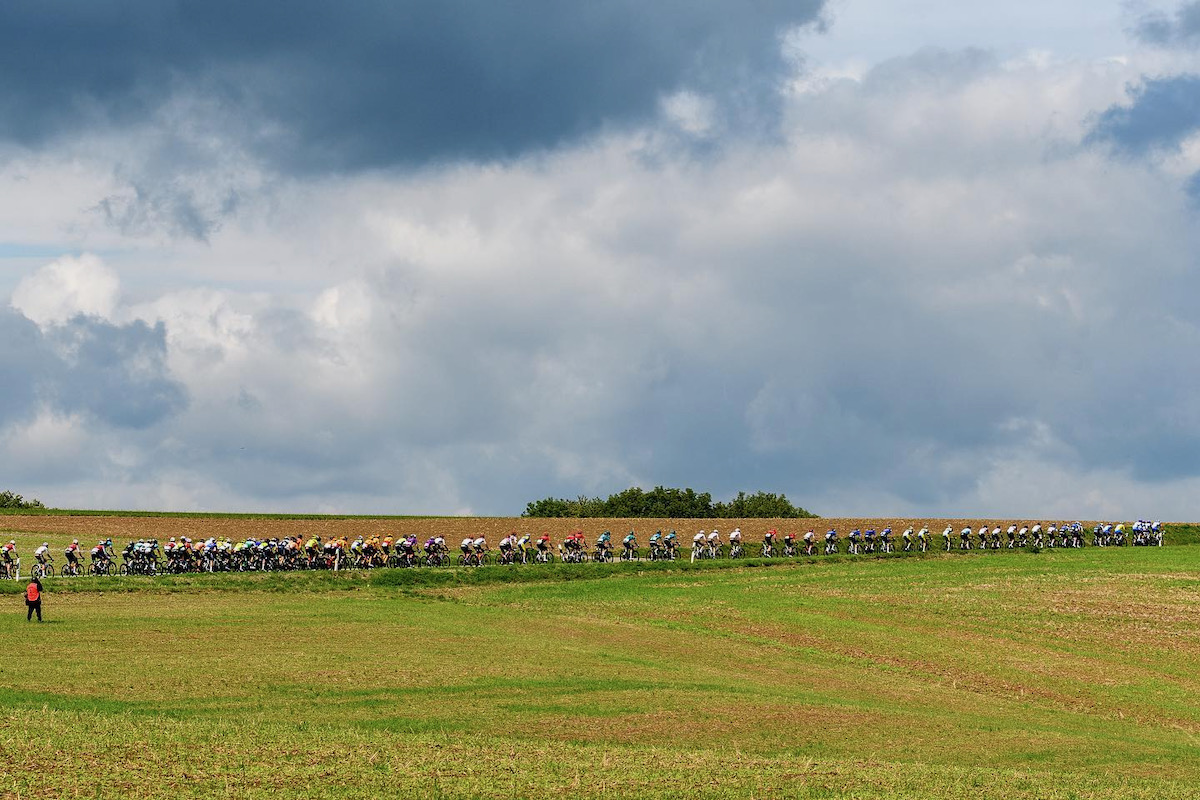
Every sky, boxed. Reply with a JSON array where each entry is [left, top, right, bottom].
[[3, 1, 1200, 518]]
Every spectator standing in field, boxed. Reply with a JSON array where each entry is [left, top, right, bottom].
[[25, 576, 42, 622]]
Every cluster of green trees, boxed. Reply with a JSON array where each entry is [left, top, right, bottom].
[[0, 490, 44, 509], [523, 487, 816, 519]]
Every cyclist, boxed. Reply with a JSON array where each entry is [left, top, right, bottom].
[[2, 540, 18, 578], [880, 527, 893, 552], [397, 535, 417, 566], [419, 536, 438, 565], [824, 529, 838, 554], [498, 532, 516, 564], [34, 542, 53, 573], [536, 532, 553, 561], [942, 526, 953, 551], [1006, 525, 1017, 548], [471, 536, 487, 563], [728, 528, 742, 557], [621, 530, 638, 560], [63, 539, 82, 574], [959, 526, 972, 550], [664, 530, 679, 560], [90, 540, 109, 572], [649, 530, 663, 560], [516, 532, 531, 563], [762, 529, 776, 558], [917, 526, 929, 552], [802, 530, 815, 556], [562, 531, 584, 561], [863, 528, 876, 553], [594, 530, 613, 562], [848, 529, 862, 555], [706, 529, 722, 558], [691, 531, 706, 561]]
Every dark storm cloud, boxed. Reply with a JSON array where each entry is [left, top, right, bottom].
[[1130, 1, 1200, 47], [0, 308, 186, 429], [1086, 74, 1200, 154], [0, 311, 50, 425], [0, 1, 824, 170]]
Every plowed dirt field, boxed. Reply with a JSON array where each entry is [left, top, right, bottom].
[[0, 514, 1111, 545]]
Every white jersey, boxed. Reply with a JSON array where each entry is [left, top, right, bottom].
[[707, 532, 720, 542], [35, 545, 49, 557], [693, 533, 705, 543], [472, 537, 486, 547]]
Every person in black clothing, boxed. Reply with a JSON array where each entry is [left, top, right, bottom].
[[25, 576, 42, 621]]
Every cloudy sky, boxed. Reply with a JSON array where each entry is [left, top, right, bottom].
[[3, 1, 1200, 517]]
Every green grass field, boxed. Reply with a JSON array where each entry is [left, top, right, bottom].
[[2, 542, 1197, 799]]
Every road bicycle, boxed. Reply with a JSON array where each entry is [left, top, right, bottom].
[[31, 560, 54, 579]]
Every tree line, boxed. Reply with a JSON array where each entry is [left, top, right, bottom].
[[0, 490, 44, 510], [522, 487, 816, 519]]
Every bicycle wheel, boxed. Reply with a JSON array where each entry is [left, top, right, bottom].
[[118, 563, 130, 576]]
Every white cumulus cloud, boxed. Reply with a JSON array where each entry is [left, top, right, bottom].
[[10, 253, 120, 327]]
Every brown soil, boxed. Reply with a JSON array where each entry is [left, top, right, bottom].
[[0, 515, 1112, 544]]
